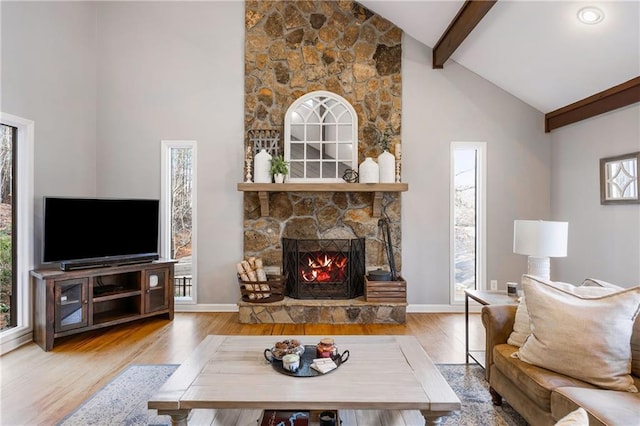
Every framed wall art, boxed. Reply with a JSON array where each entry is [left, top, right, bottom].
[[600, 151, 640, 204]]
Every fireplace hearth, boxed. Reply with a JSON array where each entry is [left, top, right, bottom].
[[283, 238, 365, 300]]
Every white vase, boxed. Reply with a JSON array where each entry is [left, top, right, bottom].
[[274, 173, 285, 183], [359, 157, 379, 183], [377, 150, 395, 183], [254, 149, 272, 183]]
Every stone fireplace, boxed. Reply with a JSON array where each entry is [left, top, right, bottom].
[[238, 190, 406, 324], [283, 237, 365, 299], [239, 1, 406, 324], [242, 191, 401, 274]]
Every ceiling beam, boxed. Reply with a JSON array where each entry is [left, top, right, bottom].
[[545, 77, 640, 133], [432, 0, 497, 69]]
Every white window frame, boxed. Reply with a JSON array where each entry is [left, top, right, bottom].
[[284, 90, 358, 182], [161, 140, 197, 305], [0, 113, 35, 355], [450, 141, 487, 304]]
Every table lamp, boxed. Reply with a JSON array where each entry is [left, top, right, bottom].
[[513, 220, 568, 280]]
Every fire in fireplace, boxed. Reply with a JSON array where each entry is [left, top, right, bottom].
[[300, 252, 347, 282], [282, 238, 365, 299]]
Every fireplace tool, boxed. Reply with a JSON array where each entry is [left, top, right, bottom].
[[378, 212, 397, 281]]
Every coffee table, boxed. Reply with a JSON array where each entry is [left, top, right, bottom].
[[148, 335, 461, 425]]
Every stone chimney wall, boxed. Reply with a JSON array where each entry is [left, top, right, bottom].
[[243, 0, 403, 272]]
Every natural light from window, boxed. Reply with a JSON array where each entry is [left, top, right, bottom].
[[451, 142, 486, 303], [161, 141, 196, 304], [0, 112, 34, 355]]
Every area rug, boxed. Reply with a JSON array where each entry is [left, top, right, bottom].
[[58, 363, 527, 426], [437, 364, 527, 426], [58, 364, 179, 426]]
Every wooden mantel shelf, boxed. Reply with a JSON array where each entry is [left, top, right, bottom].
[[237, 182, 408, 217]]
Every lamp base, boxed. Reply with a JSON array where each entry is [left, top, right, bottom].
[[527, 256, 550, 280]]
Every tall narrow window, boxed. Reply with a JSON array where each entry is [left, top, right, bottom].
[[0, 113, 34, 355], [0, 124, 16, 331], [450, 142, 486, 303], [161, 141, 196, 304]]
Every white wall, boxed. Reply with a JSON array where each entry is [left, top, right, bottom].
[[94, 1, 245, 304], [551, 104, 640, 286], [1, 1, 98, 260], [402, 35, 550, 305]]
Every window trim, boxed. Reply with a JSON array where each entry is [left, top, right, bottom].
[[284, 90, 358, 183], [161, 140, 197, 305], [0, 113, 35, 355], [450, 141, 487, 304]]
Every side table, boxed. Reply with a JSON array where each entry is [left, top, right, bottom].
[[465, 289, 519, 368]]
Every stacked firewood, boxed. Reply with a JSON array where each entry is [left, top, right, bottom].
[[236, 257, 271, 300]]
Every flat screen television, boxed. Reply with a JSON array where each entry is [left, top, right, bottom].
[[43, 197, 160, 271]]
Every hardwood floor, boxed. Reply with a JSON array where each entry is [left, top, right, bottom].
[[0, 312, 484, 425]]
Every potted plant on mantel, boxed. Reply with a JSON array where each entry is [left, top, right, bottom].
[[270, 155, 289, 183]]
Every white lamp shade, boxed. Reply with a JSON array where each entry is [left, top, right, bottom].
[[513, 220, 568, 258]]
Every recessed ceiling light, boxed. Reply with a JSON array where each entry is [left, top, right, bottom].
[[577, 6, 604, 24]]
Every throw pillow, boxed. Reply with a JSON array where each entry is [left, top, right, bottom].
[[506, 275, 617, 348], [515, 276, 640, 392], [554, 408, 589, 426], [507, 296, 530, 347], [582, 278, 640, 377], [581, 278, 623, 290]]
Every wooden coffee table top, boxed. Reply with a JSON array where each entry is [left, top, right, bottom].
[[148, 335, 460, 415]]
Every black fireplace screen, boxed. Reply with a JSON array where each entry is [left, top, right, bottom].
[[282, 238, 365, 299]]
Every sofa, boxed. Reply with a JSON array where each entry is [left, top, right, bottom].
[[481, 275, 640, 426]]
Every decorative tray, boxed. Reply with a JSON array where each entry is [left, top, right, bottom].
[[265, 344, 349, 377]]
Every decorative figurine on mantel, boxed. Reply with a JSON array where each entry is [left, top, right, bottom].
[[244, 145, 253, 183]]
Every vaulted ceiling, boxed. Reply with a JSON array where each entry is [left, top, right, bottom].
[[360, 0, 640, 131]]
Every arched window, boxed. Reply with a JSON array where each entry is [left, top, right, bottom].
[[284, 91, 357, 182]]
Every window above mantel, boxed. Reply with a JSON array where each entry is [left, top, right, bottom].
[[237, 182, 408, 217]]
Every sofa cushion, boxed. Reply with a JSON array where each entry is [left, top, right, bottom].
[[494, 343, 597, 412], [553, 407, 588, 426], [581, 278, 624, 289], [551, 387, 640, 426], [582, 277, 640, 378], [516, 275, 640, 392], [506, 276, 621, 348], [507, 296, 530, 347]]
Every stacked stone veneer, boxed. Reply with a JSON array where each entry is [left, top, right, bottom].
[[242, 1, 404, 322], [243, 190, 401, 271], [244, 0, 402, 158], [238, 297, 406, 324]]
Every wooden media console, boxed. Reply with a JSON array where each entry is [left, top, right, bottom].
[[31, 259, 176, 351]]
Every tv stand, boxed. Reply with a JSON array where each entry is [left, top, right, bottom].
[[31, 259, 176, 351]]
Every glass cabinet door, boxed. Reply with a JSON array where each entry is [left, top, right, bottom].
[[55, 278, 88, 332], [144, 268, 169, 313]]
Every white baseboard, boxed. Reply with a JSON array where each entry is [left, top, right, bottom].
[[0, 327, 33, 356], [175, 304, 239, 312], [407, 304, 481, 313]]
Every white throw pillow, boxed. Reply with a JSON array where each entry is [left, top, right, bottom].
[[554, 408, 589, 426], [581, 278, 623, 290], [515, 275, 640, 392], [507, 296, 530, 347], [506, 276, 616, 348]]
